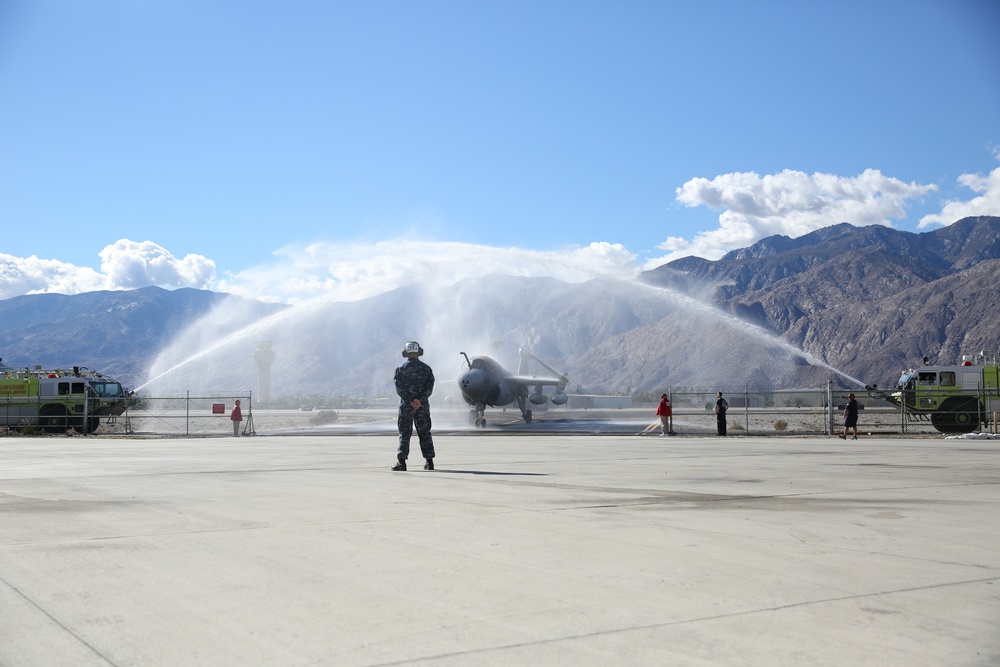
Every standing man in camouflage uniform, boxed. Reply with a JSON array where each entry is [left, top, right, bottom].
[[392, 341, 436, 471]]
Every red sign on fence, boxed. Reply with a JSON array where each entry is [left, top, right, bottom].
[[212, 403, 225, 414]]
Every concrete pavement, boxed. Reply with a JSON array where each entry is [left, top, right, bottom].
[[0, 433, 997, 666]]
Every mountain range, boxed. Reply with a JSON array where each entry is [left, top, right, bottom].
[[0, 288, 285, 388], [1, 216, 997, 398], [641, 215, 1000, 390]]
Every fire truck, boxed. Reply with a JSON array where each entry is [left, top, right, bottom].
[[878, 352, 1000, 434], [0, 362, 129, 434]]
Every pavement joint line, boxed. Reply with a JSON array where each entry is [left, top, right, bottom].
[[0, 575, 120, 667], [357, 575, 1000, 667]]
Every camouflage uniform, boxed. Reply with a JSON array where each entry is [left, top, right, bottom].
[[395, 357, 436, 461]]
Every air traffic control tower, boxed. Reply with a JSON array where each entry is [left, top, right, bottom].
[[254, 341, 275, 405]]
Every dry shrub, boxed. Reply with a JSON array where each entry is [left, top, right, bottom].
[[309, 410, 340, 425]]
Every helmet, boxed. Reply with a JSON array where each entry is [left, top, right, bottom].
[[402, 341, 424, 357]]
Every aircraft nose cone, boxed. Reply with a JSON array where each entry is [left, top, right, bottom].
[[459, 369, 485, 393]]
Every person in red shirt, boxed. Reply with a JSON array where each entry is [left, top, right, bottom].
[[655, 394, 673, 436], [230, 400, 243, 436]]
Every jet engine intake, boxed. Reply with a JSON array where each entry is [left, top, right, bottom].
[[488, 384, 516, 407]]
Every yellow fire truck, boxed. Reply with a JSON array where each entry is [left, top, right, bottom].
[[881, 352, 1000, 434], [0, 363, 129, 434]]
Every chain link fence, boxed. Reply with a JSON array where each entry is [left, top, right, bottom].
[[662, 383, 999, 436], [90, 393, 256, 437], [5, 385, 999, 438]]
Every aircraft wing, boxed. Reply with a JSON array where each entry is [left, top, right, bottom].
[[508, 374, 567, 388]]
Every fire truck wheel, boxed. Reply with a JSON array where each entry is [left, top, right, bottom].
[[932, 396, 980, 434], [38, 404, 69, 434]]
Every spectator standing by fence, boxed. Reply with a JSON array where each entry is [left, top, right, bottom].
[[840, 393, 859, 440], [656, 394, 673, 436], [230, 400, 243, 436], [715, 392, 728, 436]]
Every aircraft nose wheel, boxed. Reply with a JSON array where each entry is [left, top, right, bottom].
[[469, 409, 487, 428]]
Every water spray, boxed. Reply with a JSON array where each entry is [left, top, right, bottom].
[[630, 278, 867, 387]]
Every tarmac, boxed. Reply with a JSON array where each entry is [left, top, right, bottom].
[[0, 432, 997, 666]]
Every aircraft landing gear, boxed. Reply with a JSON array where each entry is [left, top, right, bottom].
[[469, 406, 487, 428], [516, 396, 532, 425]]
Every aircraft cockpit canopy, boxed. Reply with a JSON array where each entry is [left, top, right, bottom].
[[470, 358, 496, 373]]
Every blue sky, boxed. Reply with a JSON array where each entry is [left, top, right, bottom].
[[1, 0, 998, 303]]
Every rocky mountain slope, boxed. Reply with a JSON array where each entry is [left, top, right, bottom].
[[0, 287, 285, 385], [641, 216, 1000, 387]]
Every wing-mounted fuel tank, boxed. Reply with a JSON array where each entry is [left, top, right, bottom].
[[530, 387, 568, 405]]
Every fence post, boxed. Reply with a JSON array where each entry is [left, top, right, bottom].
[[826, 381, 833, 435], [245, 391, 255, 436], [744, 385, 749, 434], [83, 389, 91, 435], [186, 390, 190, 437], [123, 393, 133, 435], [668, 388, 674, 435], [978, 385, 984, 434], [900, 393, 906, 434]]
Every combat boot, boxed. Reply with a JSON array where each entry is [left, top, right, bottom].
[[391, 459, 407, 471], [424, 459, 434, 471]]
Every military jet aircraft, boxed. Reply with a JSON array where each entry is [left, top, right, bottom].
[[458, 348, 569, 427]]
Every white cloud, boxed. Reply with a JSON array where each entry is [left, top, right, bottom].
[[4, 163, 995, 303], [647, 169, 938, 267], [2, 236, 636, 304], [0, 254, 107, 299], [0, 240, 216, 300], [917, 166, 1000, 228], [218, 240, 639, 304], [98, 240, 216, 289]]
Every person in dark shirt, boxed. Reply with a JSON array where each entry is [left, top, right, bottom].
[[840, 393, 859, 440], [714, 392, 728, 436], [392, 341, 436, 471]]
